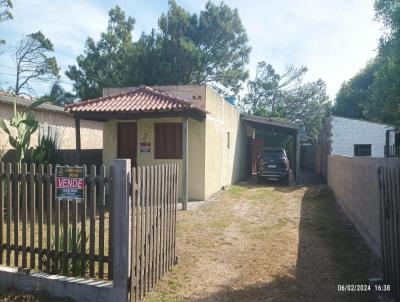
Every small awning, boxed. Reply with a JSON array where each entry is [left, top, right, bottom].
[[241, 114, 299, 135], [65, 85, 207, 121]]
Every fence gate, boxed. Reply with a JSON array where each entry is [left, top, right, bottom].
[[379, 166, 400, 300], [129, 163, 178, 302]]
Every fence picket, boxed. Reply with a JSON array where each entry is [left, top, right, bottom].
[[155, 165, 160, 283], [149, 166, 154, 290], [13, 163, 20, 267], [29, 164, 35, 269], [37, 165, 44, 270], [62, 199, 69, 275], [80, 165, 87, 277], [136, 166, 142, 302], [21, 163, 28, 268], [108, 165, 114, 280], [55, 191, 60, 273], [380, 166, 400, 301], [72, 196, 78, 276], [5, 163, 11, 266], [45, 164, 53, 272], [98, 165, 105, 279], [130, 167, 137, 301], [89, 165, 96, 278]]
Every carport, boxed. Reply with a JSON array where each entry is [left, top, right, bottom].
[[241, 114, 301, 184]]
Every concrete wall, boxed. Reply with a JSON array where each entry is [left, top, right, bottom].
[[330, 116, 395, 157], [204, 86, 246, 198], [0, 102, 103, 151], [103, 117, 206, 200], [327, 155, 400, 257]]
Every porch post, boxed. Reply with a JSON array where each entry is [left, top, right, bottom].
[[295, 131, 301, 185], [182, 116, 189, 210], [74, 116, 82, 164]]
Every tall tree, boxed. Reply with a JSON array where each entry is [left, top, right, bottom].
[[241, 62, 331, 137], [13, 31, 59, 96], [333, 1, 400, 126], [66, 5, 135, 100], [134, 0, 251, 96], [0, 0, 13, 45], [39, 81, 76, 106], [333, 60, 378, 119], [242, 62, 307, 114], [68, 2, 251, 100]]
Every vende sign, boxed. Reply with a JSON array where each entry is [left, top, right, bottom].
[[55, 166, 85, 200]]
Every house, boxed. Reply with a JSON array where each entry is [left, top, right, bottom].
[[315, 115, 396, 178], [66, 85, 302, 203], [0, 92, 103, 164]]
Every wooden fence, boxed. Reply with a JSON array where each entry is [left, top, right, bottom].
[[130, 164, 178, 302], [379, 166, 400, 300], [0, 162, 112, 280]]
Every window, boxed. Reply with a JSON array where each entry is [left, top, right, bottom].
[[354, 144, 371, 156], [227, 131, 230, 149], [154, 123, 182, 159]]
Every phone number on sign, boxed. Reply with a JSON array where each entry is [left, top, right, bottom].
[[337, 284, 391, 292]]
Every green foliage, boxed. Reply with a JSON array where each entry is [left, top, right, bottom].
[[333, 60, 378, 119], [0, 0, 12, 22], [66, 5, 135, 100], [241, 62, 331, 138], [39, 81, 76, 106], [41, 226, 89, 276], [13, 31, 59, 96], [0, 0, 12, 45], [26, 127, 63, 166], [334, 1, 400, 126], [0, 97, 46, 163], [67, 1, 251, 99]]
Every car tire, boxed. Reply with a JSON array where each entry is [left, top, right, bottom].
[[283, 173, 290, 186]]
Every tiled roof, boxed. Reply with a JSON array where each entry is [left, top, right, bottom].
[[0, 91, 66, 114], [65, 86, 207, 115]]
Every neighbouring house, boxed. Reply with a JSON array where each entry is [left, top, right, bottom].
[[0, 92, 103, 163], [66, 85, 302, 203], [315, 115, 396, 178]]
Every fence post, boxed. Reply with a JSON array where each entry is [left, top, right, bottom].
[[112, 159, 131, 300]]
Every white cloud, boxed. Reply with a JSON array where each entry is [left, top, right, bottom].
[[221, 0, 381, 98], [0, 0, 382, 99], [0, 0, 108, 95]]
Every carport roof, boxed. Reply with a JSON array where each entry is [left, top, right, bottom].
[[241, 114, 299, 135]]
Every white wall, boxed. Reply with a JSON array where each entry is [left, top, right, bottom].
[[330, 116, 395, 157]]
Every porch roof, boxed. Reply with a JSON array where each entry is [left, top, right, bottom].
[[65, 85, 207, 121]]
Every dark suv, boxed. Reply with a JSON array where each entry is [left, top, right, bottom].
[[256, 147, 290, 185]]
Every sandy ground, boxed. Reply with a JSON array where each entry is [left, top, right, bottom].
[[145, 182, 381, 302]]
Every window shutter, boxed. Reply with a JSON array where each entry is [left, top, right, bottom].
[[155, 123, 182, 159]]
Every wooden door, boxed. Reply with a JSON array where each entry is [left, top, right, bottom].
[[118, 122, 137, 167]]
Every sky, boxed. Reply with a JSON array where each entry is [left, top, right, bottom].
[[0, 0, 382, 100]]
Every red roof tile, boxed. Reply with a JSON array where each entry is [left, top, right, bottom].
[[65, 86, 207, 115]]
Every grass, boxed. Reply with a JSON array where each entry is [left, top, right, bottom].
[[144, 183, 381, 302], [0, 288, 74, 302], [0, 183, 382, 301]]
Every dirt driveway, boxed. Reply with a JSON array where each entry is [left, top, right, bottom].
[[146, 183, 381, 302]]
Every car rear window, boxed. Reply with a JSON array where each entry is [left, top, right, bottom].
[[262, 150, 285, 160]]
